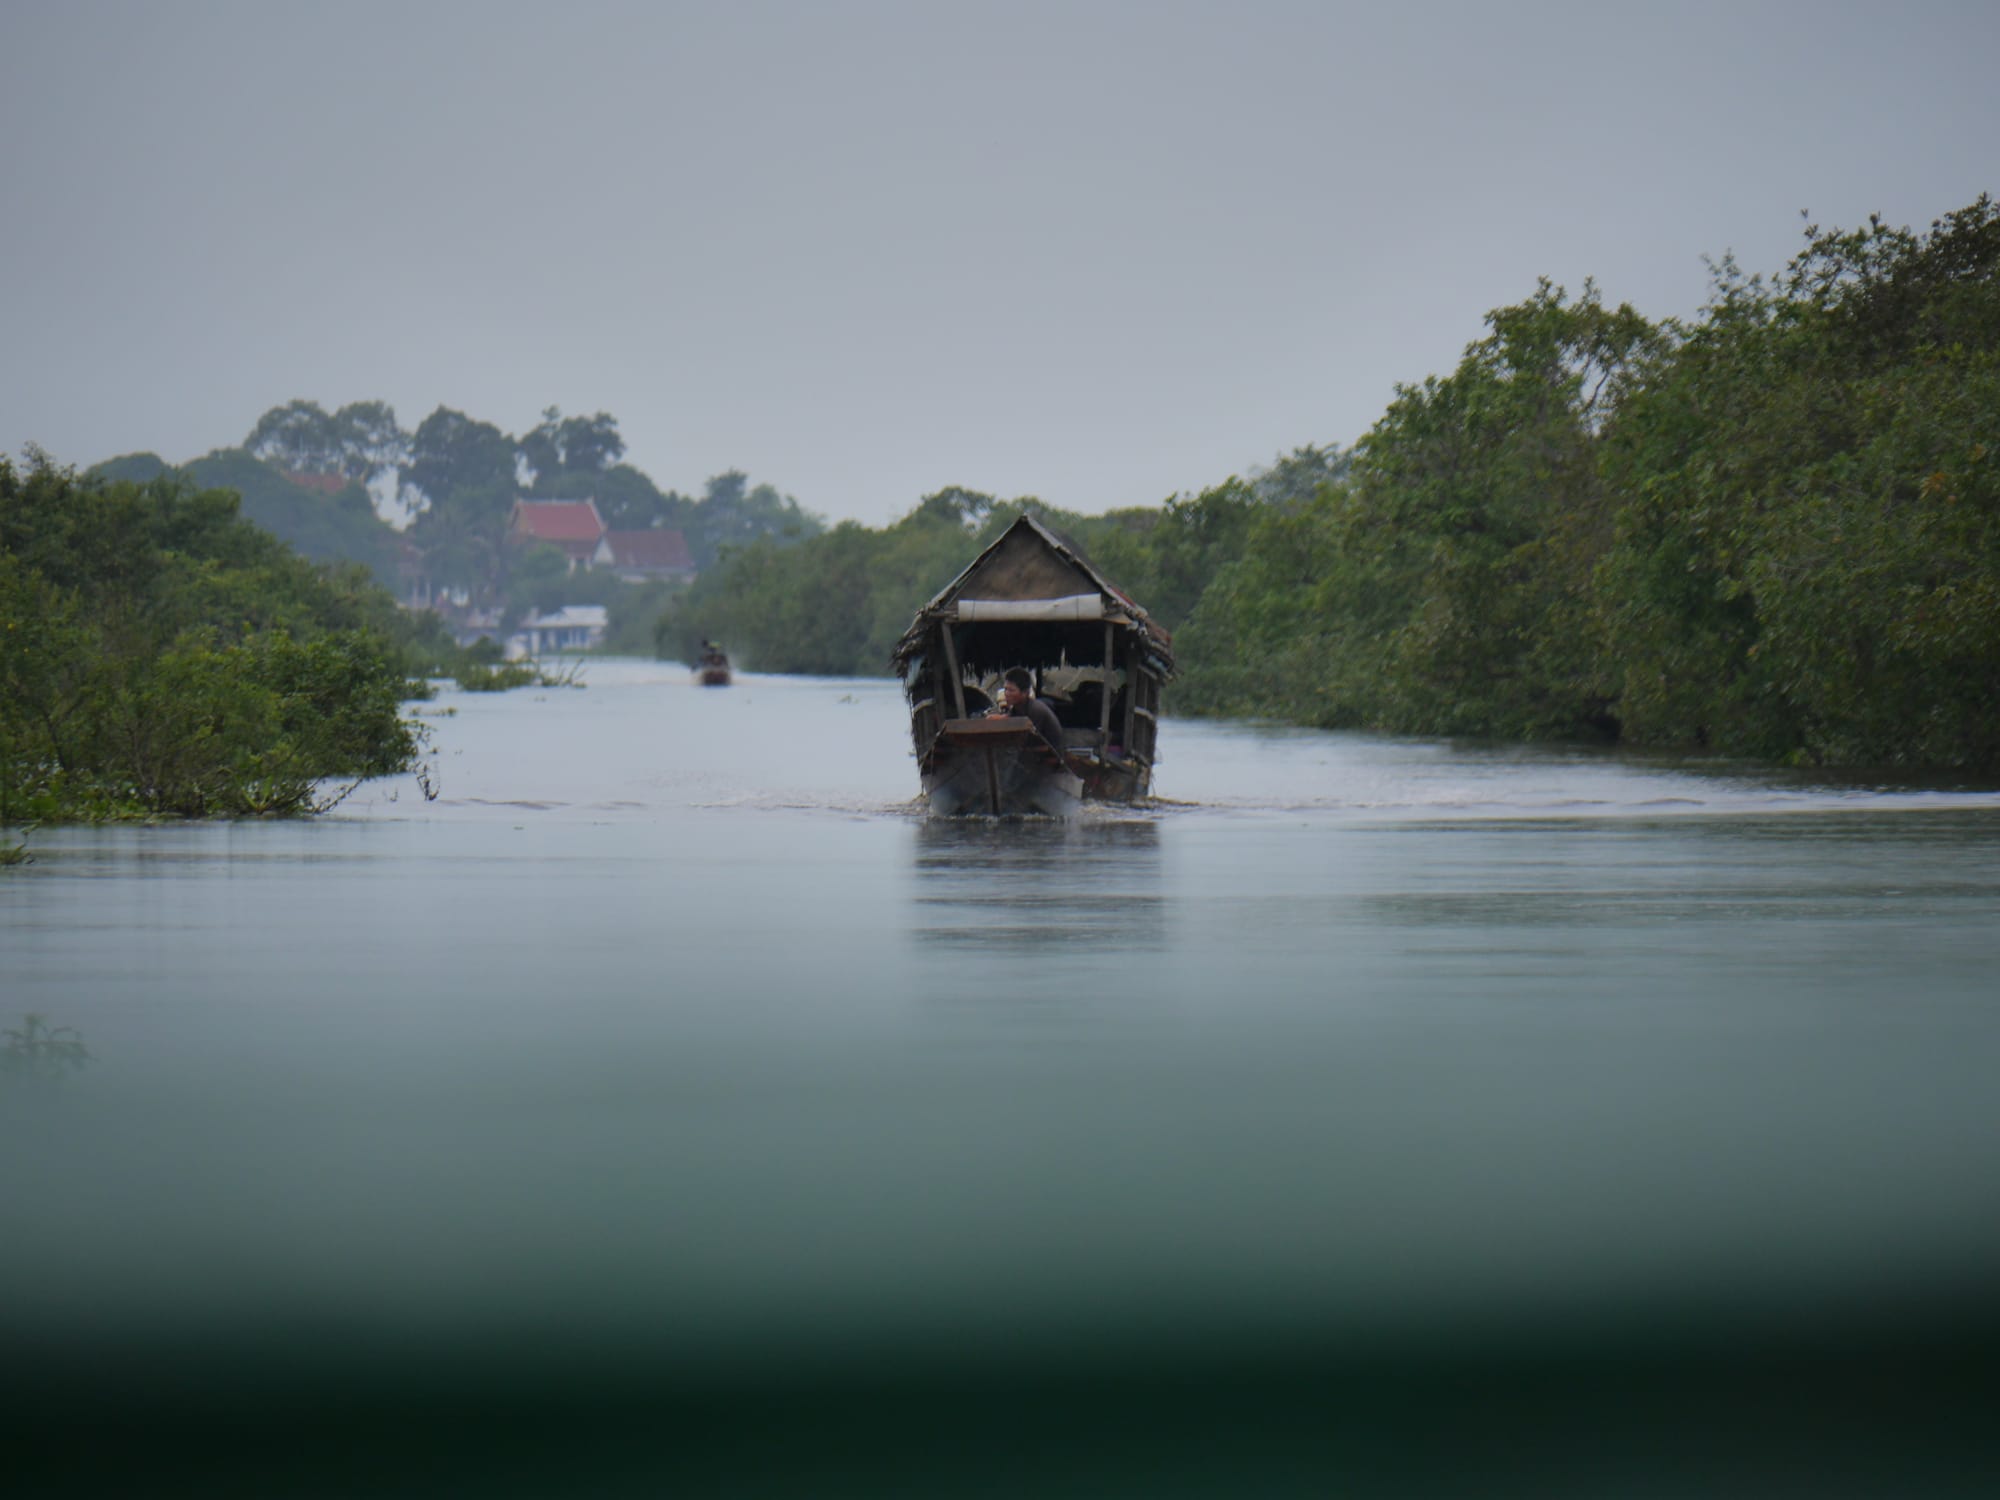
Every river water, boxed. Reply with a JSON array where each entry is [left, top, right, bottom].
[[6, 660, 2000, 1494]]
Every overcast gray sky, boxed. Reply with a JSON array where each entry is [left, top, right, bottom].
[[4, 0, 1995, 526]]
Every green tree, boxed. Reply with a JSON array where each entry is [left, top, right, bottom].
[[1598, 197, 2000, 765], [1128, 479, 1267, 634], [245, 399, 341, 474], [169, 448, 401, 583], [1177, 281, 1660, 736], [520, 406, 626, 491], [330, 400, 410, 479], [246, 399, 409, 481], [401, 408, 521, 608], [682, 469, 824, 571], [2, 453, 424, 821], [1249, 443, 1352, 508], [661, 489, 985, 672], [402, 406, 518, 514], [590, 464, 693, 530]]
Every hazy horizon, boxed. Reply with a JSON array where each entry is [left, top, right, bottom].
[[4, 0, 1995, 526]]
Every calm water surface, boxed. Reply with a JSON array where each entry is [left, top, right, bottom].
[[6, 660, 2000, 1492]]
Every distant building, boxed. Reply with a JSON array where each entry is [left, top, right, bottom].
[[595, 528, 696, 584], [507, 605, 607, 658], [449, 607, 506, 649], [507, 498, 606, 570], [394, 537, 434, 609], [281, 469, 349, 496]]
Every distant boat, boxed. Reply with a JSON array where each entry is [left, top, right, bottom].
[[694, 642, 732, 687], [891, 514, 1175, 816]]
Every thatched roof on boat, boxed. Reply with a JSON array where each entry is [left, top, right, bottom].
[[890, 513, 1175, 677]]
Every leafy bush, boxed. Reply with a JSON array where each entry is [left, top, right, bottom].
[[1, 454, 424, 820], [453, 660, 542, 692]]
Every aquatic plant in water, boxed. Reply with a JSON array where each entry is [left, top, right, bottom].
[[453, 658, 587, 692], [2, 1015, 91, 1081]]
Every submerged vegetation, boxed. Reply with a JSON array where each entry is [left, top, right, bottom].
[[2, 1014, 92, 1081], [0, 454, 438, 822], [672, 199, 2000, 772], [452, 656, 587, 693]]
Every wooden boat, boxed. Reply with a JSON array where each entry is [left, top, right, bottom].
[[891, 514, 1175, 816], [695, 642, 732, 687]]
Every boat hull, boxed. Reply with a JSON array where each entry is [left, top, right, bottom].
[[923, 749, 1082, 817], [922, 719, 1083, 817]]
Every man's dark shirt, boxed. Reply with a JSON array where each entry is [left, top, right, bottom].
[[1010, 696, 1067, 758]]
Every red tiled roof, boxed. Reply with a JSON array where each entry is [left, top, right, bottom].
[[605, 528, 694, 572], [510, 499, 605, 543], [283, 470, 347, 495]]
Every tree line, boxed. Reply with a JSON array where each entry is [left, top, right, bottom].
[[93, 402, 824, 651], [678, 198, 1999, 772], [11, 196, 1991, 805], [655, 455, 1340, 672]]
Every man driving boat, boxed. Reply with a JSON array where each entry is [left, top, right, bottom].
[[987, 667, 1067, 757]]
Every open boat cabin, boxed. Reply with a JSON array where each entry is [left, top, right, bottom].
[[892, 514, 1175, 814]]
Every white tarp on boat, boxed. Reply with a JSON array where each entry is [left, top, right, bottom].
[[954, 594, 1104, 622]]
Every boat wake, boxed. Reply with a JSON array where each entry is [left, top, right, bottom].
[[1123, 788, 2000, 820]]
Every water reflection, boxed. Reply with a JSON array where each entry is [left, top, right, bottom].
[[908, 815, 1165, 955], [1361, 811, 2000, 930]]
